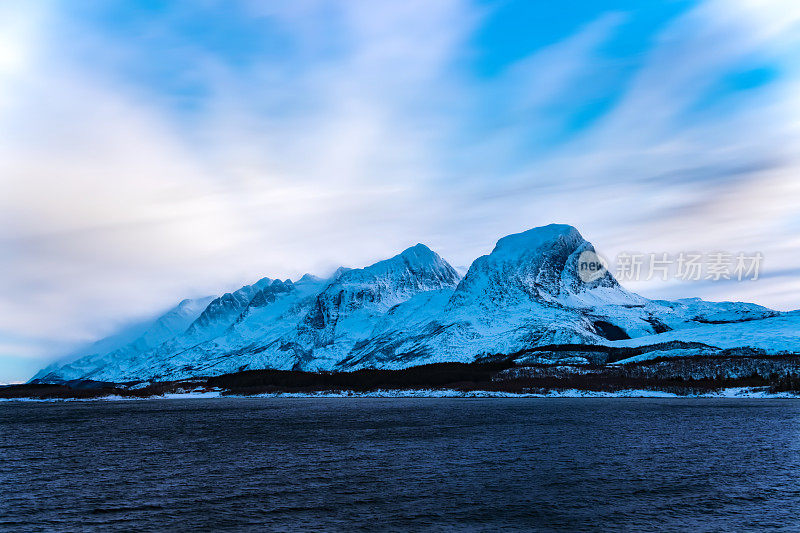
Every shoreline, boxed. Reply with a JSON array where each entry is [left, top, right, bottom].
[[9, 359, 800, 401], [3, 387, 800, 402]]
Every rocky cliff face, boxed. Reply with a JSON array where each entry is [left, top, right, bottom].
[[183, 277, 272, 341]]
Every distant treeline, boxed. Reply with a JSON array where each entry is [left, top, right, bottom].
[[206, 360, 514, 394]]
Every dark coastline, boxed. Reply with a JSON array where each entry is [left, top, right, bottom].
[[4, 352, 800, 399]]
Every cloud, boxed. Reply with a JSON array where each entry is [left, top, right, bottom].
[[451, 0, 800, 305], [1, 0, 800, 381], [0, 0, 478, 353]]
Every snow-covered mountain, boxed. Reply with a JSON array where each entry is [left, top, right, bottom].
[[32, 296, 215, 382], [33, 224, 793, 383]]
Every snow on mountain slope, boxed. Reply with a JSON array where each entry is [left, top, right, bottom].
[[610, 310, 800, 355], [130, 276, 329, 379], [128, 297, 218, 352], [332, 225, 784, 369], [648, 297, 777, 326], [181, 277, 273, 343], [32, 224, 794, 383], [189, 244, 460, 375], [31, 295, 216, 382], [73, 278, 276, 382], [44, 244, 462, 381], [33, 279, 273, 383], [296, 243, 461, 359], [449, 224, 638, 307], [340, 225, 647, 368]]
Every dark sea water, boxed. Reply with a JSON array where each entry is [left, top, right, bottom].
[[2, 398, 800, 532]]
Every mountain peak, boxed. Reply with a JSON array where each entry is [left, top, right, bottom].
[[337, 243, 458, 288], [398, 243, 439, 265], [300, 244, 460, 336], [402, 242, 432, 253], [492, 224, 582, 258], [330, 266, 352, 281], [451, 223, 624, 307], [298, 273, 322, 284]]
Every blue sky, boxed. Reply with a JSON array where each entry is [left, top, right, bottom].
[[2, 0, 800, 382]]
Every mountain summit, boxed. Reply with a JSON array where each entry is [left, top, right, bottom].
[[449, 224, 630, 309]]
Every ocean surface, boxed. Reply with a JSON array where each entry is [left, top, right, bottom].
[[1, 398, 799, 532]]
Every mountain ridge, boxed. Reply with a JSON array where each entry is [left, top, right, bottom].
[[32, 224, 794, 384]]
